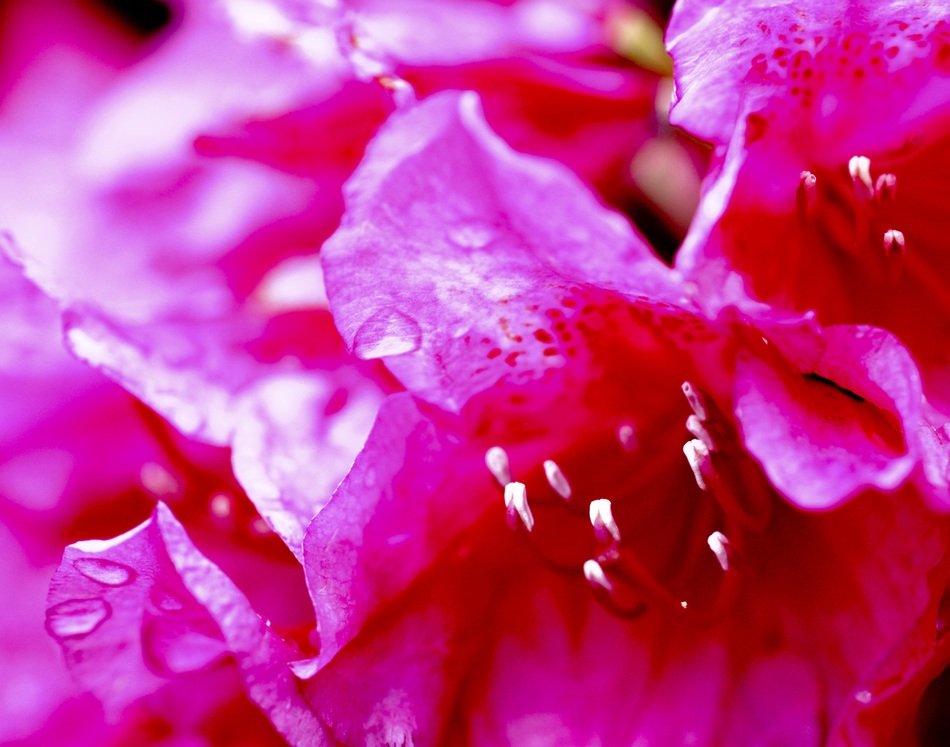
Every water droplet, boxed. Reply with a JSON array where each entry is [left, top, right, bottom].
[[353, 309, 421, 360], [289, 657, 320, 680], [46, 598, 111, 639], [150, 588, 185, 613], [73, 558, 135, 587]]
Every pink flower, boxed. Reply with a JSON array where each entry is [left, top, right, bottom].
[[2, 0, 695, 742], [666, 0, 950, 407], [8, 1, 949, 745], [301, 90, 949, 744], [0, 0, 685, 553], [47, 90, 950, 745]]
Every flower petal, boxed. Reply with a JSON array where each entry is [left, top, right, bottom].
[[303, 393, 493, 666], [47, 503, 330, 745], [667, 0, 950, 147], [322, 89, 681, 410], [735, 325, 920, 508], [231, 370, 383, 557]]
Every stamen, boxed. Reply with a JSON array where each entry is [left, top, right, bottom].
[[681, 381, 707, 421], [848, 155, 874, 199], [210, 493, 232, 518], [543, 459, 572, 500], [583, 559, 613, 591], [485, 446, 511, 486], [707, 531, 731, 571], [589, 498, 621, 543], [875, 172, 896, 201], [617, 423, 637, 451], [140, 462, 179, 498], [683, 439, 710, 490], [250, 517, 272, 536], [883, 229, 906, 257], [504, 481, 534, 532], [686, 414, 715, 451], [797, 170, 817, 221]]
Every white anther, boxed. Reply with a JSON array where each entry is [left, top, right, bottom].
[[848, 155, 874, 198], [617, 424, 637, 451], [681, 381, 707, 421], [583, 559, 613, 591], [797, 170, 818, 221], [485, 446, 511, 486], [686, 414, 715, 451], [683, 439, 710, 491], [210, 493, 232, 518], [707, 531, 731, 571], [250, 517, 272, 536], [680, 600, 689, 609], [875, 172, 897, 201], [543, 459, 572, 500], [799, 170, 817, 198], [140, 462, 179, 497], [504, 481, 534, 532], [589, 498, 621, 543], [883, 229, 906, 257]]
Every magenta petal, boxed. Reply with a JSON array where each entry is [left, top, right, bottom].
[[46, 510, 228, 713], [153, 505, 329, 746], [323, 90, 680, 410], [62, 307, 257, 446], [47, 504, 329, 745], [299, 529, 506, 746], [303, 393, 492, 666], [668, 0, 950, 422], [667, 0, 950, 147], [231, 371, 383, 558], [61, 301, 385, 556], [735, 325, 920, 508]]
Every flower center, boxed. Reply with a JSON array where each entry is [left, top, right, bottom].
[[483, 380, 772, 626]]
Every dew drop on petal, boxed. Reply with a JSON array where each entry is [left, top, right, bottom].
[[353, 309, 422, 360], [150, 588, 185, 613], [46, 598, 111, 639], [73, 558, 135, 587], [289, 657, 320, 680]]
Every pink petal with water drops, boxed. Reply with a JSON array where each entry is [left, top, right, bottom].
[[322, 89, 682, 411], [47, 502, 330, 746]]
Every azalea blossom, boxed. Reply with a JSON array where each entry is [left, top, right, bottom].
[[303, 90, 950, 744], [1, 0, 698, 742], [3, 0, 950, 745], [667, 0, 950, 408], [46, 89, 950, 745]]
